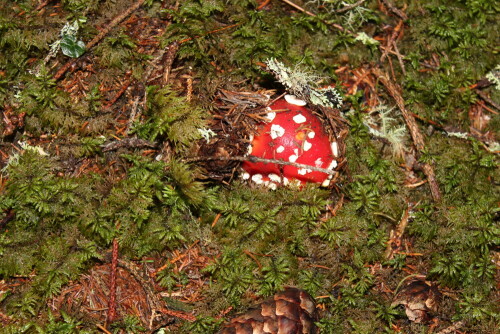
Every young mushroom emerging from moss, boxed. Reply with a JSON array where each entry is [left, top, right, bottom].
[[242, 95, 338, 189]]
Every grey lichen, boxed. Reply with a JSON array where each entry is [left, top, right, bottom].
[[265, 58, 343, 108]]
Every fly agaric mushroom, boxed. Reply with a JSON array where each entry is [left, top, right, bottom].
[[241, 95, 338, 189]]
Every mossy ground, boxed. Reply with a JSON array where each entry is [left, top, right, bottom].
[[0, 0, 498, 333]]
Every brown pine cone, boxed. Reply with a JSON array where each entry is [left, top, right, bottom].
[[218, 287, 318, 334]]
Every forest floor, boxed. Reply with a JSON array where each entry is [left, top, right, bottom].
[[0, 0, 499, 333]]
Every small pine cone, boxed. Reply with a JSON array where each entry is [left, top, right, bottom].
[[218, 288, 317, 334]]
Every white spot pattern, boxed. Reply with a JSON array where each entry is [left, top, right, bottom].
[[266, 112, 276, 122], [284, 94, 307, 106], [293, 114, 307, 124], [303, 140, 312, 151], [283, 177, 289, 186], [270, 124, 285, 139], [276, 145, 285, 153], [327, 160, 337, 170], [331, 141, 338, 157], [251, 174, 264, 184], [308, 131, 315, 139], [297, 168, 312, 175], [268, 174, 281, 183]]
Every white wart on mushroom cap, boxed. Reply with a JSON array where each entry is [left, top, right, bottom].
[[242, 95, 338, 188]]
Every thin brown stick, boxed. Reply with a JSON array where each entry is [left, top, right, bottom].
[[385, 205, 410, 259], [392, 40, 406, 75], [104, 76, 132, 109], [186, 75, 193, 102], [372, 68, 442, 201], [211, 213, 222, 227], [257, 0, 272, 10], [102, 137, 156, 152], [162, 42, 180, 86], [183, 155, 338, 176], [125, 96, 141, 134], [243, 249, 263, 270], [53, 0, 147, 80], [381, 20, 403, 62], [379, 45, 406, 59], [279, 0, 354, 35], [96, 324, 113, 334], [178, 23, 242, 44], [35, 0, 51, 11], [475, 89, 500, 112], [380, 0, 408, 20], [279, 0, 317, 17], [105, 238, 119, 325], [336, 0, 366, 13], [158, 308, 196, 322]]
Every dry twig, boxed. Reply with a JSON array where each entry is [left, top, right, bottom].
[[53, 0, 148, 80], [380, 0, 408, 20], [102, 137, 156, 152], [104, 76, 133, 109], [105, 238, 119, 326], [385, 205, 410, 259], [162, 42, 180, 86], [380, 20, 404, 71], [183, 155, 338, 176], [372, 68, 442, 201], [336, 0, 366, 13], [125, 96, 142, 134], [475, 89, 500, 113], [279, 0, 354, 35], [35, 0, 51, 11]]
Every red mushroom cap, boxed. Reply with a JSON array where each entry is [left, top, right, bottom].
[[242, 95, 338, 188]]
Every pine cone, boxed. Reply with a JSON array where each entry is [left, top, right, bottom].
[[218, 288, 317, 334]]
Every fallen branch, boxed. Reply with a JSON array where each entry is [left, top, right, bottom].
[[336, 0, 366, 13], [53, 0, 148, 80], [162, 42, 180, 86], [158, 308, 196, 322], [380, 20, 404, 62], [372, 68, 442, 201], [35, 0, 51, 11], [380, 0, 408, 21], [96, 324, 113, 334], [105, 238, 119, 326], [183, 155, 338, 176], [475, 89, 500, 113], [279, 0, 355, 35], [104, 73, 133, 109], [102, 137, 156, 152]]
